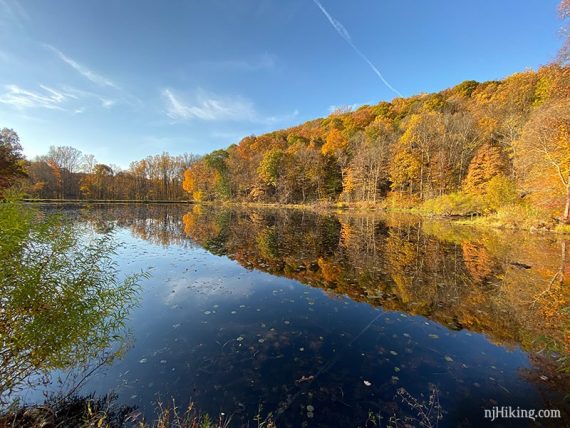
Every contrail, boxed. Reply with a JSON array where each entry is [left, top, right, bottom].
[[312, 0, 403, 98]]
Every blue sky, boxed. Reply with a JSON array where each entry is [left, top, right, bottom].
[[0, 0, 563, 168]]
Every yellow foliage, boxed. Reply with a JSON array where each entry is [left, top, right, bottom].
[[321, 128, 347, 156]]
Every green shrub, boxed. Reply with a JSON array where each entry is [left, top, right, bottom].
[[484, 175, 519, 212], [0, 200, 145, 403], [555, 224, 570, 234], [420, 192, 484, 217]]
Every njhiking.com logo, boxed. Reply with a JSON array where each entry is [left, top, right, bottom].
[[483, 406, 561, 422]]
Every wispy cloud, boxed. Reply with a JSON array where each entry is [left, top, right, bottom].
[[312, 0, 403, 98], [43, 44, 143, 108], [0, 83, 118, 112], [163, 88, 257, 122], [162, 88, 297, 125], [44, 44, 119, 89], [0, 84, 70, 110], [59, 85, 116, 109]]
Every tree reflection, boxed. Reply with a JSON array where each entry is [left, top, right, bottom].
[[179, 207, 570, 372]]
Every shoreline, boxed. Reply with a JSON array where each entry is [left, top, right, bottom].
[[19, 198, 570, 235], [22, 198, 194, 205]]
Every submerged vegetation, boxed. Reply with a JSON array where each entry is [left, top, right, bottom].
[[0, 394, 237, 428], [1, 388, 444, 428]]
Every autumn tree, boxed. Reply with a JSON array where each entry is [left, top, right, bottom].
[[42, 146, 83, 199], [345, 118, 395, 202], [183, 161, 217, 201], [0, 128, 26, 195], [516, 99, 570, 221], [322, 127, 350, 184], [203, 149, 231, 199], [390, 112, 446, 199], [463, 142, 510, 194], [257, 148, 285, 200]]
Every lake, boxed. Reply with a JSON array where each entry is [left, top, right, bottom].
[[10, 204, 570, 427]]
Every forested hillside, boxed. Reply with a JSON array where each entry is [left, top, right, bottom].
[[183, 65, 570, 223]]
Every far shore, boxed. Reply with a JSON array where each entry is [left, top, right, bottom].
[[23, 198, 570, 235], [23, 198, 194, 204]]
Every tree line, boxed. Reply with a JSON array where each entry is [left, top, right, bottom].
[[0, 135, 199, 201]]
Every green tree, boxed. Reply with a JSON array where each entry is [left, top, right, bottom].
[[258, 148, 285, 187], [0, 201, 145, 402], [204, 149, 231, 199]]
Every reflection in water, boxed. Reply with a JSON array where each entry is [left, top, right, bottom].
[[19, 204, 570, 426], [179, 206, 570, 366]]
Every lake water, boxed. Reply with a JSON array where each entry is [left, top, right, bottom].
[[12, 204, 570, 426]]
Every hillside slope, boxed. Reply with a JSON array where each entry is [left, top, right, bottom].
[[185, 66, 570, 222]]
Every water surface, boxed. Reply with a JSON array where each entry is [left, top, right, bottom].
[[14, 204, 570, 426]]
